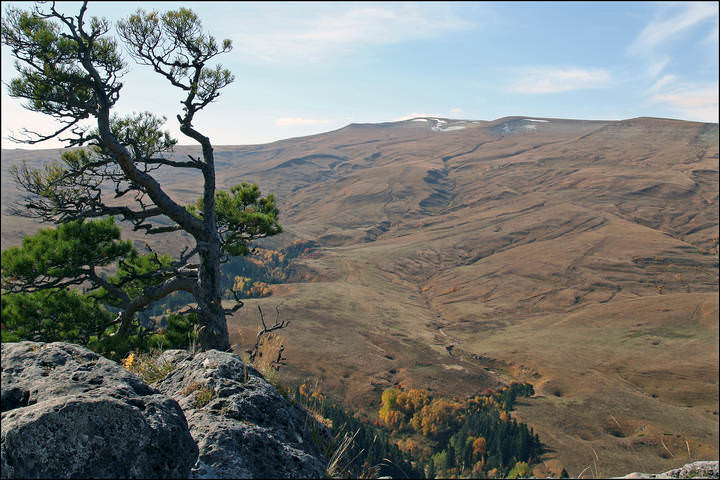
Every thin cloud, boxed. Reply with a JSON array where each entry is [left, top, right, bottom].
[[648, 74, 677, 93], [230, 5, 473, 63], [629, 2, 718, 55], [650, 85, 719, 122], [647, 57, 670, 78], [507, 67, 612, 94], [275, 117, 330, 126]]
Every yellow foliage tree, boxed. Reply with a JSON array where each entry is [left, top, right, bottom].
[[397, 388, 430, 413], [379, 387, 400, 427], [416, 398, 464, 437], [472, 436, 487, 458], [382, 409, 402, 430], [232, 275, 272, 298]]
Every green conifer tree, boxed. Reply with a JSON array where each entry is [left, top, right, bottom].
[[1, 2, 281, 350]]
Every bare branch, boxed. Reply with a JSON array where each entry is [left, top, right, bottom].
[[223, 289, 245, 315], [143, 156, 205, 169], [7, 120, 86, 145], [249, 305, 289, 363], [113, 275, 196, 336]]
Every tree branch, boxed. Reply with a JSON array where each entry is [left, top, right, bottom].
[[249, 305, 289, 363], [113, 274, 196, 336]]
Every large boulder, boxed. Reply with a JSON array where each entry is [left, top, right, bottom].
[[615, 461, 719, 479], [153, 349, 329, 479], [1, 342, 198, 479]]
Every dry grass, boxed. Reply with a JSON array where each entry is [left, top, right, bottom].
[[325, 428, 360, 479], [182, 382, 216, 408], [192, 386, 216, 409], [253, 331, 285, 374], [4, 117, 717, 477], [122, 351, 175, 384]]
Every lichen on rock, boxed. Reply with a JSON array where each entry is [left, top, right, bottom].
[[614, 460, 719, 479], [153, 349, 329, 479], [1, 341, 197, 479], [1, 342, 329, 479]]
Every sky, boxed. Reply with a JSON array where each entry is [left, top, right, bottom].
[[1, 1, 718, 149]]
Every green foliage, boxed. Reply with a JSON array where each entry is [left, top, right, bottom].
[[0, 219, 201, 361], [497, 382, 535, 412], [187, 182, 282, 256], [2, 2, 256, 352], [296, 384, 421, 478], [93, 250, 175, 308], [432, 450, 447, 472], [117, 7, 234, 104], [0, 288, 163, 362], [507, 461, 532, 479], [8, 149, 103, 218], [109, 112, 176, 158], [148, 313, 198, 350], [1, 289, 112, 344], [85, 311, 198, 361], [1, 217, 133, 289], [88, 312, 197, 361], [1, 6, 124, 119], [375, 383, 542, 478], [426, 457, 436, 479]]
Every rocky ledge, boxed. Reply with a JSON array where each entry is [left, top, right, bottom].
[[153, 349, 328, 478], [615, 461, 719, 479], [1, 342, 328, 479]]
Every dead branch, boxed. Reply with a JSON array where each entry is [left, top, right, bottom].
[[248, 305, 289, 363]]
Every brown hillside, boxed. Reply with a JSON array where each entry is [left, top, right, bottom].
[[1, 116, 718, 476]]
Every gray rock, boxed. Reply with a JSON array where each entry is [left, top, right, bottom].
[[615, 460, 719, 479], [154, 349, 329, 479], [1, 342, 198, 478]]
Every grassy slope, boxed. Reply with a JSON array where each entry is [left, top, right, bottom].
[[2, 116, 718, 476]]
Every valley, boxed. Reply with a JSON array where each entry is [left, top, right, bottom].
[[2, 115, 718, 476]]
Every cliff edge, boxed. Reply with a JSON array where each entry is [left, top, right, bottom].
[[1, 342, 328, 479]]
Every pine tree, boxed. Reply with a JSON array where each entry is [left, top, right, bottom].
[[426, 458, 436, 479], [1, 2, 281, 350]]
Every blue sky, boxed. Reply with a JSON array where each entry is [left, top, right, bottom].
[[1, 1, 718, 149]]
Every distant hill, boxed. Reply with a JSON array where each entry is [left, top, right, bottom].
[[2, 115, 718, 476]]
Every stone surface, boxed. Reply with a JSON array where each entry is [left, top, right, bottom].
[[154, 349, 329, 479], [1, 341, 198, 479], [615, 460, 719, 479]]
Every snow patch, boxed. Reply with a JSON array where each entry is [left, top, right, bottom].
[[430, 118, 467, 132], [523, 118, 549, 123], [411, 118, 428, 122], [524, 124, 537, 130]]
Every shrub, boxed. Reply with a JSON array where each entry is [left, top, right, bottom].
[[121, 350, 175, 384], [507, 461, 532, 479]]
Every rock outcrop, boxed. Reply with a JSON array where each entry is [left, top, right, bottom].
[[1, 342, 329, 479], [153, 349, 328, 479], [615, 461, 719, 479], [1, 341, 197, 478]]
